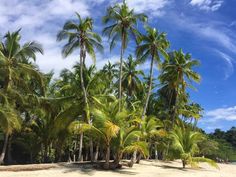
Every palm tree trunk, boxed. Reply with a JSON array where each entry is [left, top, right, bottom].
[[171, 91, 178, 128], [104, 144, 110, 169], [94, 143, 99, 162], [118, 32, 125, 112], [7, 135, 13, 164], [182, 160, 186, 168], [141, 54, 154, 119], [78, 132, 83, 161], [80, 44, 94, 162], [89, 138, 94, 162], [0, 134, 9, 164]]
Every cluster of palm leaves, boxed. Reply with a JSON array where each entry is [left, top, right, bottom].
[[0, 0, 218, 170]]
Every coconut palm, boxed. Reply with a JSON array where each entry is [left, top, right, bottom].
[[102, 61, 117, 80], [159, 49, 201, 126], [136, 26, 169, 119], [91, 97, 124, 169], [57, 13, 103, 161], [57, 13, 103, 122], [0, 29, 44, 93], [0, 104, 21, 164], [170, 126, 218, 169], [122, 55, 144, 98], [0, 30, 44, 164], [103, 0, 147, 111]]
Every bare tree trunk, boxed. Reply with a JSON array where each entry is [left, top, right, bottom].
[[7, 135, 13, 164], [134, 55, 154, 164], [118, 32, 125, 112], [155, 144, 158, 160], [141, 55, 154, 119], [136, 153, 142, 164], [0, 134, 9, 164], [104, 145, 110, 169], [94, 143, 99, 162], [182, 160, 186, 168], [80, 43, 93, 162], [89, 139, 94, 162], [130, 151, 137, 166], [128, 154, 135, 167], [78, 132, 83, 161]]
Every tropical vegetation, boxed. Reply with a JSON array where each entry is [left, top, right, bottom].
[[0, 0, 228, 170]]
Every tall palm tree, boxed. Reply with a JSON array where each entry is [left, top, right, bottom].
[[159, 49, 201, 126], [57, 13, 103, 161], [0, 30, 44, 164], [103, 0, 147, 111], [122, 55, 144, 98], [136, 26, 169, 119]]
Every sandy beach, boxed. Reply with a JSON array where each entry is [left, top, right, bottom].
[[0, 160, 235, 177]]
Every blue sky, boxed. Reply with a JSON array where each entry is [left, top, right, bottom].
[[0, 0, 236, 132]]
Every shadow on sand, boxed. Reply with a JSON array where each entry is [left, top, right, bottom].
[[59, 162, 138, 176]]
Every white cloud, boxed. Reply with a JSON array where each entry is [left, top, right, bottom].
[[170, 14, 236, 55], [0, 0, 108, 77], [112, 0, 171, 17], [206, 106, 236, 121], [190, 0, 223, 11], [215, 50, 235, 79]]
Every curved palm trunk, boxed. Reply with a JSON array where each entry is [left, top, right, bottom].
[[141, 55, 154, 119], [80, 44, 94, 162], [118, 32, 125, 112], [114, 151, 123, 168], [0, 134, 9, 164], [135, 55, 154, 164]]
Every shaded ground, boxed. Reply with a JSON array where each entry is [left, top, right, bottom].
[[0, 160, 235, 177]]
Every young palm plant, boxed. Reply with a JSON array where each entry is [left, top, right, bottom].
[[170, 126, 218, 169], [103, 0, 147, 111]]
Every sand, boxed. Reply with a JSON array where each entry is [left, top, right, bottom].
[[0, 160, 235, 177]]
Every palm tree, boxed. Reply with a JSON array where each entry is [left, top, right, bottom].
[[170, 126, 218, 169], [102, 61, 117, 80], [103, 0, 147, 111], [159, 49, 201, 126], [122, 55, 144, 98], [57, 13, 103, 161], [136, 26, 169, 119], [91, 97, 123, 169], [0, 30, 44, 164], [0, 104, 21, 164]]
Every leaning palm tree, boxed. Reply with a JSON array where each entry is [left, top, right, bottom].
[[103, 0, 147, 111], [136, 26, 169, 119], [57, 13, 103, 161], [0, 30, 44, 164], [170, 126, 218, 169]]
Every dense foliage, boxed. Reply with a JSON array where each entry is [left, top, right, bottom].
[[0, 0, 229, 169]]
